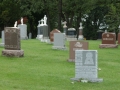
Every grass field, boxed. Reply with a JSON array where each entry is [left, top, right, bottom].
[[0, 39, 120, 90]]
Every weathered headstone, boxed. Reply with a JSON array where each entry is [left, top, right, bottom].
[[50, 29, 61, 42], [71, 50, 103, 82], [0, 30, 5, 47], [2, 27, 24, 57], [99, 32, 118, 48], [52, 33, 66, 50], [68, 41, 88, 62]]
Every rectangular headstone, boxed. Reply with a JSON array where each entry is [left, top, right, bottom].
[[18, 24, 28, 39], [52, 33, 66, 49], [71, 50, 103, 82], [99, 32, 118, 48], [42, 25, 48, 38], [102, 33, 116, 44], [68, 41, 88, 62], [4, 27, 20, 50], [75, 50, 97, 79]]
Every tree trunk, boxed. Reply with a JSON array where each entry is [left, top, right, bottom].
[[58, 0, 62, 31]]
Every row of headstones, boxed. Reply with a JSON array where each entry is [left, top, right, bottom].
[[37, 27, 103, 82], [0, 24, 119, 82]]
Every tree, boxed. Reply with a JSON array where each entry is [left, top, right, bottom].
[[0, 0, 21, 29]]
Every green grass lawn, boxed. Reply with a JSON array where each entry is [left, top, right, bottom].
[[0, 39, 120, 90]]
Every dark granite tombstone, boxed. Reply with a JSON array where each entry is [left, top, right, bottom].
[[67, 28, 76, 37], [68, 41, 88, 62], [97, 30, 104, 39], [99, 32, 118, 48], [2, 27, 24, 57]]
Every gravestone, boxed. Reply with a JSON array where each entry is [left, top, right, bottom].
[[29, 32, 32, 39], [67, 28, 77, 41], [18, 17, 28, 40], [18, 24, 28, 40], [68, 41, 88, 62], [97, 30, 104, 40], [117, 32, 120, 44], [0, 30, 5, 47], [52, 33, 66, 50], [71, 50, 103, 82], [50, 29, 61, 42], [99, 32, 118, 48], [36, 20, 43, 40], [2, 27, 24, 57]]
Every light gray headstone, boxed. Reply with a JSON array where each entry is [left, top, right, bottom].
[[52, 33, 66, 50], [18, 24, 28, 40], [71, 50, 103, 82]]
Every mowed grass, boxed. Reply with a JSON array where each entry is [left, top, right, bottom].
[[0, 39, 120, 90]]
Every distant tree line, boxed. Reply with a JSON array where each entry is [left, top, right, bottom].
[[0, 0, 120, 39]]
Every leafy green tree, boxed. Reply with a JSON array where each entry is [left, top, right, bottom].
[[0, 0, 21, 29]]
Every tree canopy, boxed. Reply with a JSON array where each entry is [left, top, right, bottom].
[[0, 0, 120, 39]]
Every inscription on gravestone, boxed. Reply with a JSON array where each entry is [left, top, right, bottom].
[[4, 27, 20, 50]]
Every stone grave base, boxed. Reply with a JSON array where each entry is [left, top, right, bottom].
[[71, 78, 103, 83], [0, 43, 4, 47], [67, 38, 77, 41], [52, 46, 67, 50], [67, 59, 75, 62], [99, 44, 118, 48], [2, 50, 24, 57]]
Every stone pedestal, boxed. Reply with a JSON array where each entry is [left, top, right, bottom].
[[18, 24, 28, 39], [2, 50, 24, 57]]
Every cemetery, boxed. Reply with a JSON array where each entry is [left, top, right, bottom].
[[0, 0, 120, 90]]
